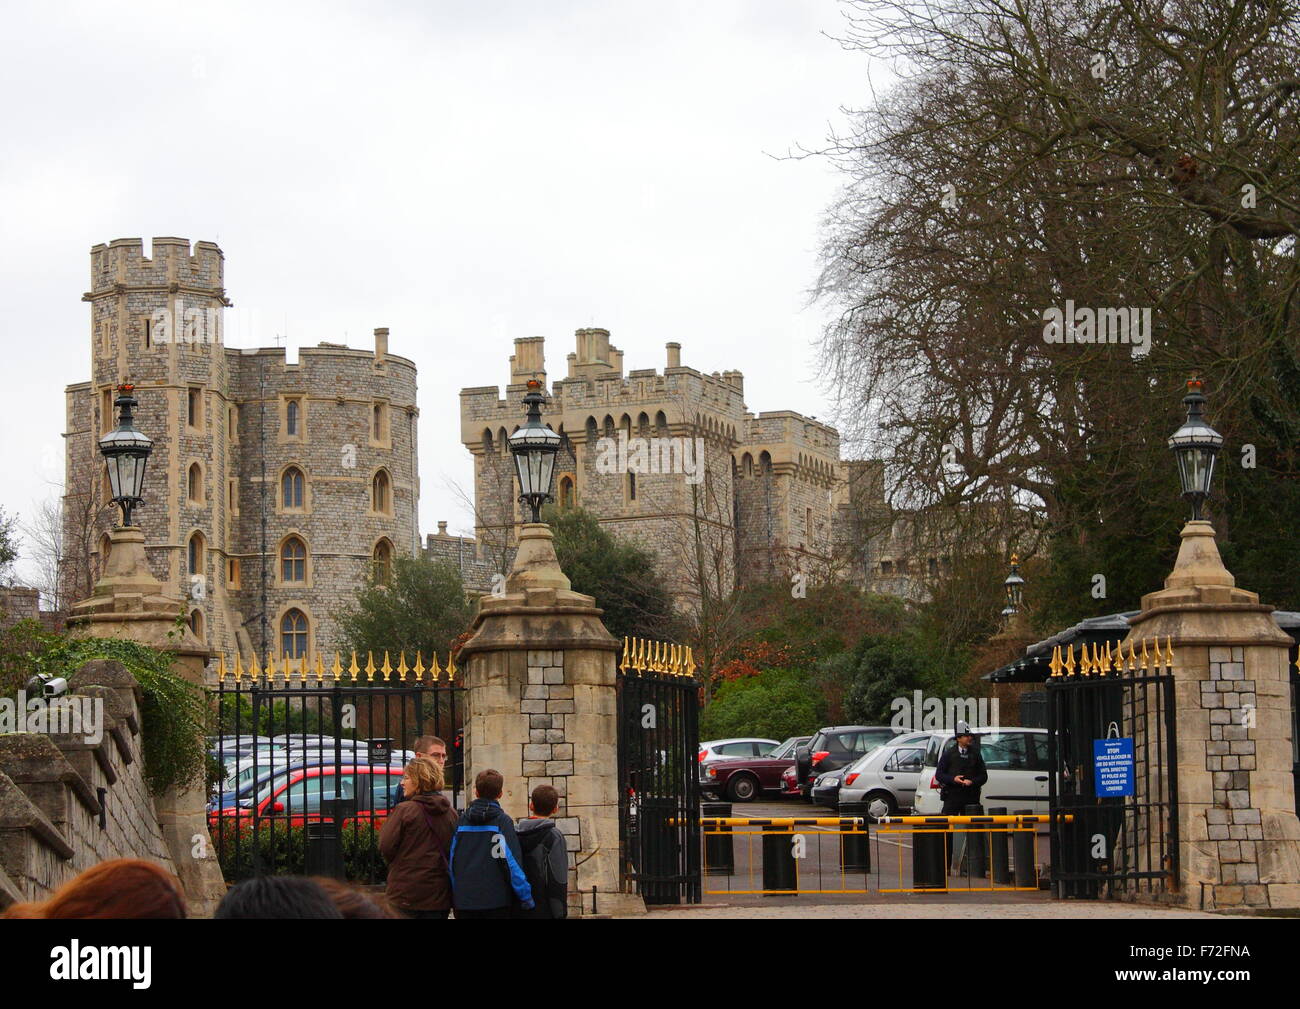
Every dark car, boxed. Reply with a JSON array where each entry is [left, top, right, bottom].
[[700, 735, 811, 802], [795, 726, 897, 800]]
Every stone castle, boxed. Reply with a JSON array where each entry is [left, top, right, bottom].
[[59, 238, 940, 662], [431, 330, 873, 604], [63, 238, 418, 661]]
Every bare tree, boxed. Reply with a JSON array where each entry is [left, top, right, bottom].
[[21, 496, 64, 612]]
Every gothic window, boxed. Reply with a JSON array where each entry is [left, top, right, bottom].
[[187, 388, 201, 429], [373, 539, 393, 585], [281, 537, 306, 583], [281, 467, 304, 510], [188, 532, 205, 576], [373, 402, 388, 442], [286, 399, 300, 436], [372, 471, 392, 514], [187, 463, 203, 504], [281, 609, 308, 659], [559, 476, 575, 509]]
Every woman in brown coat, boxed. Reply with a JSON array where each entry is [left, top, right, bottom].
[[379, 758, 457, 918]]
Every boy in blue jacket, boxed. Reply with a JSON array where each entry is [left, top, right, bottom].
[[450, 769, 534, 918]]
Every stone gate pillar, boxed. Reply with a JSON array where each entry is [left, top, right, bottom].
[[458, 523, 646, 916], [1126, 519, 1300, 909], [66, 525, 228, 917]]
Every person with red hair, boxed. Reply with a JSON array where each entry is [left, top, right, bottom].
[[2, 858, 187, 919]]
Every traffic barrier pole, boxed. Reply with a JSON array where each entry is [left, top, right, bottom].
[[838, 801, 871, 874], [988, 806, 1012, 884], [964, 803, 988, 878], [1012, 808, 1037, 888], [761, 824, 798, 895], [701, 801, 734, 876]]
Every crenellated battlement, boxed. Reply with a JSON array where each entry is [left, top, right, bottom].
[[87, 237, 226, 296]]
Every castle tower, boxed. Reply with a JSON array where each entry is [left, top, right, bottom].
[[68, 238, 235, 651]]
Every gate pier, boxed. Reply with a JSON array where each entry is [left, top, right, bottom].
[[458, 522, 646, 916], [1126, 519, 1300, 910]]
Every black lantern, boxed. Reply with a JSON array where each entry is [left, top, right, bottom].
[[1167, 378, 1223, 521], [1001, 553, 1025, 619], [98, 383, 153, 527], [508, 379, 561, 523]]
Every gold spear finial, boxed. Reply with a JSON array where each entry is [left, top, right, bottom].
[[1139, 638, 1149, 670], [620, 637, 630, 673], [1048, 645, 1062, 678], [1165, 636, 1175, 670], [1063, 643, 1076, 677]]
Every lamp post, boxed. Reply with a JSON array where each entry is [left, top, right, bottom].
[[98, 383, 153, 527], [1001, 553, 1025, 620], [508, 378, 561, 524], [1167, 378, 1223, 522]]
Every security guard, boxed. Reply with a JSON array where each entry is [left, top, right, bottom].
[[935, 721, 987, 814]]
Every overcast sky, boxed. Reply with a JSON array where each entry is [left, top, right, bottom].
[[0, 0, 875, 589]]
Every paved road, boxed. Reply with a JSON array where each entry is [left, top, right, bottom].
[[639, 901, 1223, 918]]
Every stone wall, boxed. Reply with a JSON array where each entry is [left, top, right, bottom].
[[0, 659, 217, 912]]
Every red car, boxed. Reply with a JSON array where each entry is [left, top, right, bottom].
[[209, 765, 404, 828], [700, 736, 811, 802]]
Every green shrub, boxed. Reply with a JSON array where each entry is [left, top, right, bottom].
[[700, 667, 826, 742], [211, 819, 389, 884]]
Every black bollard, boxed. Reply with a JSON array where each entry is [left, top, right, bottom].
[[964, 804, 987, 879], [761, 824, 799, 895], [988, 806, 1011, 885], [912, 826, 947, 890], [838, 803, 871, 874], [1012, 808, 1037, 888], [701, 801, 734, 876]]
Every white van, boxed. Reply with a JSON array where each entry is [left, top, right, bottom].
[[912, 727, 1052, 814]]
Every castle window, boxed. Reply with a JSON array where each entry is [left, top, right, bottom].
[[372, 471, 392, 515], [655, 411, 667, 434], [637, 412, 650, 436], [228, 478, 239, 514], [805, 507, 812, 540], [189, 610, 204, 640], [373, 539, 393, 585], [187, 388, 201, 429], [372, 402, 388, 442], [187, 463, 203, 504], [281, 467, 304, 510], [187, 532, 205, 576], [880, 560, 893, 576], [742, 453, 753, 478], [143, 317, 151, 348], [559, 476, 575, 509], [482, 429, 494, 454], [627, 472, 637, 502], [759, 451, 772, 475], [101, 388, 114, 435], [281, 537, 306, 583], [281, 609, 308, 659], [227, 558, 241, 588], [286, 399, 300, 437], [228, 406, 238, 441], [928, 557, 939, 577]]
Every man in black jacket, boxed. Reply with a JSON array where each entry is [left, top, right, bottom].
[[935, 722, 988, 813], [449, 769, 534, 918]]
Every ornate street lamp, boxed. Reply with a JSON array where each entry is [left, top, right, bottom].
[[1167, 378, 1223, 522], [508, 378, 561, 524], [1001, 553, 1025, 619], [98, 383, 153, 527]]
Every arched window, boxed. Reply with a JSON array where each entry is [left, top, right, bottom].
[[189, 609, 205, 640], [373, 402, 386, 441], [559, 476, 575, 509], [637, 412, 650, 436], [281, 609, 308, 659], [742, 453, 753, 478], [373, 539, 393, 585], [482, 429, 494, 453], [187, 463, 202, 503], [759, 451, 772, 475], [372, 471, 391, 514], [281, 536, 306, 583], [655, 411, 668, 434], [282, 467, 304, 509], [586, 417, 598, 442], [286, 399, 299, 436], [187, 532, 205, 576], [498, 427, 508, 455]]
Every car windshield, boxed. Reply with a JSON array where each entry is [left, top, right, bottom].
[[769, 737, 805, 759]]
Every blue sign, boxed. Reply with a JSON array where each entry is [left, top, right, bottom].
[[1094, 738, 1135, 797]]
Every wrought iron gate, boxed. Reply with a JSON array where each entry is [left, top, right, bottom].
[[616, 639, 701, 904], [1047, 638, 1178, 898]]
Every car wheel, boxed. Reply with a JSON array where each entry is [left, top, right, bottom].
[[864, 790, 898, 822], [727, 775, 759, 802]]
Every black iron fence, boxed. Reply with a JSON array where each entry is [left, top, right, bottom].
[[207, 651, 465, 884], [616, 637, 702, 904], [1048, 638, 1178, 898]]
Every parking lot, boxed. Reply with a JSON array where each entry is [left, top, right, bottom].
[[695, 799, 1055, 908]]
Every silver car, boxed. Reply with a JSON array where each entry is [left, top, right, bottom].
[[836, 733, 934, 816]]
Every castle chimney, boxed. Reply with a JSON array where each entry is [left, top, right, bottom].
[[374, 327, 389, 362], [511, 336, 546, 385], [437, 521, 448, 537], [666, 342, 681, 369]]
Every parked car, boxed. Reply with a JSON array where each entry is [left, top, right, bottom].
[[912, 727, 1052, 814], [794, 726, 898, 800], [837, 732, 935, 815], [810, 768, 844, 808], [780, 765, 800, 796], [700, 735, 811, 802], [698, 737, 780, 765], [209, 764, 406, 828]]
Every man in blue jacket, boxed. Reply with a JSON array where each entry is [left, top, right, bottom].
[[450, 769, 534, 918]]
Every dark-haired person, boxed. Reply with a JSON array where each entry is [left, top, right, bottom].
[[379, 758, 457, 919], [2, 858, 187, 919], [312, 877, 397, 919], [515, 784, 569, 919], [390, 735, 451, 808], [215, 876, 343, 919], [450, 769, 533, 919]]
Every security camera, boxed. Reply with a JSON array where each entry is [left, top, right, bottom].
[[42, 677, 69, 699]]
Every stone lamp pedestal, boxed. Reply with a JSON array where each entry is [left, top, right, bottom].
[[1126, 520, 1300, 909], [458, 523, 646, 916]]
